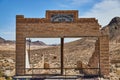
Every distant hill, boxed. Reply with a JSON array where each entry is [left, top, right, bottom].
[[102, 17, 120, 43], [0, 37, 5, 43], [109, 17, 120, 42], [0, 37, 15, 45], [26, 40, 46, 46], [30, 41, 46, 46], [0, 37, 46, 46]]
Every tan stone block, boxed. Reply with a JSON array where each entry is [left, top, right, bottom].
[[44, 62, 50, 69], [116, 68, 120, 75], [16, 15, 24, 18]]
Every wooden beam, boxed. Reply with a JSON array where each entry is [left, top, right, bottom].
[[61, 38, 64, 75]]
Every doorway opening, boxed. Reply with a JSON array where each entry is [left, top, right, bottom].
[[25, 38, 61, 75], [63, 37, 100, 77], [25, 37, 100, 77]]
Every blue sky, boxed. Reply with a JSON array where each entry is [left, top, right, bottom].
[[0, 0, 120, 41]]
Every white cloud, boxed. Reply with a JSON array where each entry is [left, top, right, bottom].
[[59, 4, 69, 8], [70, 0, 93, 6], [59, 0, 93, 8], [81, 0, 120, 27]]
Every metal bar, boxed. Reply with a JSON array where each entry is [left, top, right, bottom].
[[98, 38, 101, 77], [28, 38, 34, 78], [28, 38, 31, 63], [61, 38, 64, 75], [25, 68, 99, 69], [21, 74, 99, 78]]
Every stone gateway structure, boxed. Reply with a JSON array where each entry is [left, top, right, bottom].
[[15, 10, 109, 79]]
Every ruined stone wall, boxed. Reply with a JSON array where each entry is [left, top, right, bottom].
[[88, 39, 99, 68], [99, 35, 109, 76], [88, 36, 109, 76], [16, 10, 109, 76]]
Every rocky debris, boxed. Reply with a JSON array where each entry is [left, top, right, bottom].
[[0, 77, 6, 80]]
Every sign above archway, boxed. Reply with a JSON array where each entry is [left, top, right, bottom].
[[46, 10, 78, 22]]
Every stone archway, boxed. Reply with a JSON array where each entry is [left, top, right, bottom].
[[15, 10, 109, 78]]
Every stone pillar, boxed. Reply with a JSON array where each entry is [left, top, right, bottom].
[[16, 15, 25, 75], [99, 35, 109, 76]]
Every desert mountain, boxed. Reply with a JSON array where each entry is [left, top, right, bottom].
[[31, 41, 46, 45], [0, 37, 15, 44], [0, 37, 46, 46], [26, 40, 46, 46], [0, 37, 5, 43], [109, 17, 120, 42], [102, 17, 120, 42], [101, 17, 120, 60]]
